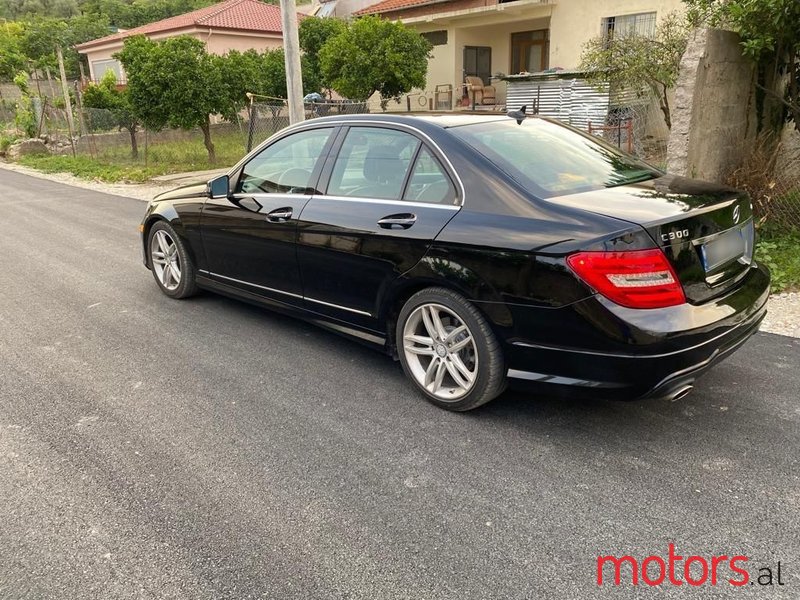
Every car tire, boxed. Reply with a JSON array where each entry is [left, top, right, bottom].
[[396, 287, 506, 411], [147, 220, 198, 299]]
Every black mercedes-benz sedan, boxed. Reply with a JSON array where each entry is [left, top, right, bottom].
[[140, 113, 770, 411]]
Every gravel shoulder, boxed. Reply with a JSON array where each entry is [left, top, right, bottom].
[[2, 159, 798, 338], [761, 291, 800, 338], [0, 160, 176, 202]]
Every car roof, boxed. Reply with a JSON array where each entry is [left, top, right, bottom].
[[308, 112, 510, 129]]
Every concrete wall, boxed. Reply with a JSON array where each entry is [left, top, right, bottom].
[[667, 28, 757, 181]]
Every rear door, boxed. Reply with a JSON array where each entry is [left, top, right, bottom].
[[295, 125, 460, 327]]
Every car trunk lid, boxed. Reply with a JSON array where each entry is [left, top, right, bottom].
[[549, 175, 755, 304]]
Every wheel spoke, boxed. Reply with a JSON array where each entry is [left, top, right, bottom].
[[423, 357, 440, 389], [449, 335, 473, 353], [152, 256, 167, 266], [450, 354, 475, 385], [170, 259, 181, 281], [161, 264, 172, 286], [422, 305, 447, 341], [432, 360, 447, 392], [156, 231, 170, 255], [444, 325, 467, 344], [420, 306, 438, 340], [445, 359, 471, 390], [404, 334, 435, 355]]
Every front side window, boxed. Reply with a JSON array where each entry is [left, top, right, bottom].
[[237, 128, 333, 195], [451, 118, 660, 198], [327, 127, 420, 200]]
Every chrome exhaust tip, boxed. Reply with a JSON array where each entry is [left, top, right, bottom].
[[671, 385, 694, 401]]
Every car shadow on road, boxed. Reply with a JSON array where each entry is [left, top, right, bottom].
[[182, 292, 783, 451]]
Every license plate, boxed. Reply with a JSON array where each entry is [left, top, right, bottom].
[[700, 228, 746, 271]]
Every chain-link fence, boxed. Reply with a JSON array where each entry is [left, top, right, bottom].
[[244, 98, 369, 151], [1, 97, 370, 172], [726, 130, 800, 231]]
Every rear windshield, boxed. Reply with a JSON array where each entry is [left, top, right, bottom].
[[450, 118, 661, 198]]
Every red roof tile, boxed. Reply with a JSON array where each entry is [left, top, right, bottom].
[[354, 0, 438, 15], [76, 0, 289, 50]]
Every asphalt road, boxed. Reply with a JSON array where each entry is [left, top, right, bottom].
[[1, 169, 798, 600]]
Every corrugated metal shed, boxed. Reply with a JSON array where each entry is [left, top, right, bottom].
[[503, 72, 610, 131]]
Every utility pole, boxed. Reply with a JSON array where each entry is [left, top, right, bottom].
[[279, 0, 304, 125], [56, 45, 77, 157]]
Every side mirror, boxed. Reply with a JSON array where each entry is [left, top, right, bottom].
[[208, 175, 230, 199]]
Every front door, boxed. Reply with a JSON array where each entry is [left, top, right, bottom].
[[200, 126, 336, 305], [463, 46, 492, 86], [296, 126, 460, 329]]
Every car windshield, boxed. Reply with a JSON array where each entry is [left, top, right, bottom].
[[450, 118, 661, 198]]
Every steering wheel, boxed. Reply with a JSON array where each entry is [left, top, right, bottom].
[[278, 168, 312, 193]]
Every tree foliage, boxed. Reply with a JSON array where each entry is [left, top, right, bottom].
[[683, 0, 800, 130], [116, 35, 224, 161], [0, 22, 26, 82], [18, 15, 110, 77], [216, 47, 320, 115], [318, 15, 431, 104], [299, 16, 345, 95], [82, 70, 140, 157], [579, 11, 689, 129], [0, 0, 215, 27]]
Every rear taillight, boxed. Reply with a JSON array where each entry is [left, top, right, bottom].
[[567, 249, 686, 309]]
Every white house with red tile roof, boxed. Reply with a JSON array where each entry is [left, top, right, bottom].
[[353, 0, 685, 108], [76, 0, 298, 83]]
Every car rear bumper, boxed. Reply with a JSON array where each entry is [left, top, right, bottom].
[[503, 263, 770, 400]]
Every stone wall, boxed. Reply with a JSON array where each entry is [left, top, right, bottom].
[[666, 28, 757, 181]]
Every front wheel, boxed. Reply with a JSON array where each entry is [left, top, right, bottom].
[[396, 287, 506, 411], [147, 220, 198, 299]]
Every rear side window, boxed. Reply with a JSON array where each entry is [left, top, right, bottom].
[[450, 119, 660, 198], [403, 147, 457, 205], [327, 127, 420, 200]]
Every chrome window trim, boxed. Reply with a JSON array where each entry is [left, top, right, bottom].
[[198, 269, 372, 317], [232, 119, 467, 207]]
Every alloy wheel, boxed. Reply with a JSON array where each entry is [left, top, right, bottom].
[[402, 303, 478, 401], [150, 229, 182, 292]]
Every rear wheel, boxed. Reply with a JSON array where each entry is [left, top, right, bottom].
[[147, 221, 197, 299], [397, 287, 506, 411]]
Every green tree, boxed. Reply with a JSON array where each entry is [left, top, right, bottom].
[[683, 0, 800, 131], [116, 35, 225, 162], [0, 22, 26, 82], [216, 47, 320, 116], [318, 15, 431, 105], [82, 69, 140, 157], [20, 14, 110, 77], [579, 12, 689, 129], [299, 16, 345, 95]]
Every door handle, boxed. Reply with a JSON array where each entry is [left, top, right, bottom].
[[377, 213, 417, 229], [266, 207, 293, 222]]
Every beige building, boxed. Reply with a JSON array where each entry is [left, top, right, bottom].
[[356, 0, 685, 108], [76, 0, 294, 84]]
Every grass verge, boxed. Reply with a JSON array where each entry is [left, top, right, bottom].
[[15, 130, 247, 183], [756, 229, 800, 293]]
